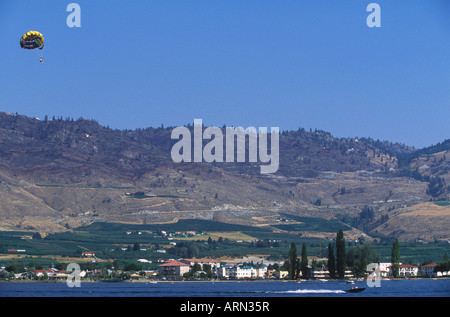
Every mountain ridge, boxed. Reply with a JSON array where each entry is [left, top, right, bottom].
[[0, 111, 448, 241]]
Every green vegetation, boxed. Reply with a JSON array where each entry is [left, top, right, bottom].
[[435, 256, 450, 273], [391, 239, 401, 278], [346, 243, 373, 277], [370, 240, 450, 264], [300, 243, 308, 278], [274, 214, 351, 232], [323, 232, 450, 279], [397, 139, 450, 168], [336, 206, 382, 233], [287, 243, 299, 280], [0, 220, 449, 277], [427, 177, 447, 198], [336, 229, 346, 279], [125, 191, 181, 199], [77, 219, 269, 233], [327, 243, 336, 279]]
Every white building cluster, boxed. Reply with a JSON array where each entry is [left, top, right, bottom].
[[366, 262, 449, 278], [157, 258, 449, 279], [157, 258, 275, 279], [215, 265, 268, 279]]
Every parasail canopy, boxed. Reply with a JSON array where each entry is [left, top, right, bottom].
[[20, 31, 44, 50]]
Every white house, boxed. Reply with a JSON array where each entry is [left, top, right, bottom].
[[255, 266, 268, 278], [421, 264, 449, 277], [367, 262, 392, 278], [215, 265, 267, 279], [420, 264, 437, 277], [82, 251, 96, 257], [398, 264, 418, 277]]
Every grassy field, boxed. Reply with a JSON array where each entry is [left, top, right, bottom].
[[179, 231, 257, 242], [273, 214, 352, 232], [434, 201, 450, 207], [76, 219, 271, 233]]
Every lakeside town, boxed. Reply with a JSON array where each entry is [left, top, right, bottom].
[[2, 255, 449, 282], [2, 228, 450, 283]]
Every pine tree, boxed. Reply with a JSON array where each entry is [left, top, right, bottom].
[[336, 229, 346, 279], [288, 242, 298, 280], [301, 243, 309, 279], [391, 239, 400, 278], [327, 243, 336, 279], [295, 258, 301, 280]]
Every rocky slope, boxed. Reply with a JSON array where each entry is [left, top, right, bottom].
[[0, 111, 448, 241]]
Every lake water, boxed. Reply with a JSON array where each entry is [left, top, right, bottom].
[[1, 279, 449, 297]]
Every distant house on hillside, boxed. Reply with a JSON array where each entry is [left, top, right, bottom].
[[8, 249, 26, 253], [82, 251, 96, 257]]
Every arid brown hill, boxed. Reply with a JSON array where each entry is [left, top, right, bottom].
[[0, 111, 448, 241]]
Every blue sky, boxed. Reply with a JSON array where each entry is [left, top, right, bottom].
[[0, 0, 449, 148]]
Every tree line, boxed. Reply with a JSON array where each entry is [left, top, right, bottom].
[[285, 230, 404, 279]]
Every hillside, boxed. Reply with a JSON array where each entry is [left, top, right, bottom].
[[0, 111, 448, 241]]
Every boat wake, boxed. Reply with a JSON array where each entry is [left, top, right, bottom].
[[279, 289, 346, 294]]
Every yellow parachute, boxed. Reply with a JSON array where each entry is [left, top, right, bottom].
[[20, 31, 44, 63]]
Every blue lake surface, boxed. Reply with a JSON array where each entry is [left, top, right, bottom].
[[1, 279, 449, 297]]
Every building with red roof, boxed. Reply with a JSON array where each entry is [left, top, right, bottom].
[[157, 260, 190, 277]]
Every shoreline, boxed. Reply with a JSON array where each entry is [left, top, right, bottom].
[[1, 276, 447, 283]]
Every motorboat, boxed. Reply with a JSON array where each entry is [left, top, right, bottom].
[[346, 287, 366, 293]]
